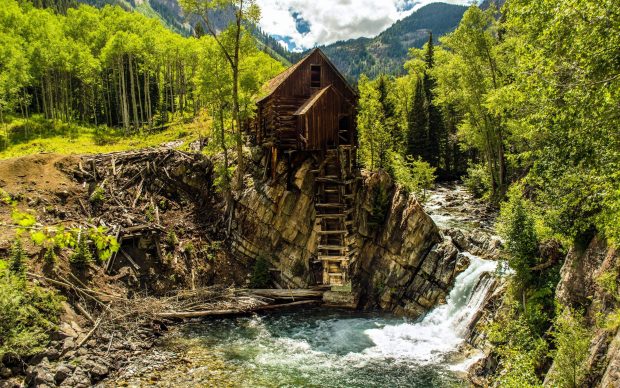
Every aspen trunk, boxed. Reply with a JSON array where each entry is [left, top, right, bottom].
[[128, 54, 139, 129]]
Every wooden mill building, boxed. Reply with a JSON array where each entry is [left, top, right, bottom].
[[251, 48, 359, 288]]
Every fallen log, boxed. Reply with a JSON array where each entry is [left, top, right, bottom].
[[155, 300, 320, 319], [248, 289, 324, 300]]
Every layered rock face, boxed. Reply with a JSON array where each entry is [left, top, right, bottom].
[[352, 173, 464, 317], [231, 157, 319, 288], [230, 154, 464, 317], [546, 236, 620, 387]]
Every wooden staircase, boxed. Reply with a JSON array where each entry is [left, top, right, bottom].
[[314, 145, 357, 287]]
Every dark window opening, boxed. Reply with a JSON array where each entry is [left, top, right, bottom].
[[310, 65, 321, 88], [339, 116, 350, 144]]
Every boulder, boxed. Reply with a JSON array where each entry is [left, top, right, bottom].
[[59, 366, 91, 388], [54, 364, 74, 385], [25, 358, 55, 387]]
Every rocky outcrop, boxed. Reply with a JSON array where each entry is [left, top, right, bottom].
[[546, 236, 620, 387], [352, 172, 465, 317], [230, 153, 464, 317], [445, 228, 503, 261], [231, 156, 319, 288]]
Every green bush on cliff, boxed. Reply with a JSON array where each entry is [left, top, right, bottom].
[[250, 257, 271, 288], [486, 291, 548, 387], [546, 306, 591, 388], [9, 238, 27, 278], [498, 189, 540, 290], [0, 260, 64, 358], [390, 153, 436, 202]]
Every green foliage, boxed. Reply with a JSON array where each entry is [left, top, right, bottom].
[[390, 154, 436, 202], [11, 209, 36, 228], [595, 270, 620, 332], [546, 306, 591, 388], [497, 0, 620, 242], [9, 238, 27, 277], [368, 184, 390, 228], [0, 0, 283, 157], [70, 230, 93, 268], [0, 265, 64, 358], [432, 6, 508, 200], [485, 288, 548, 387], [167, 230, 179, 246], [89, 185, 105, 205], [88, 226, 120, 263], [30, 224, 119, 266], [498, 188, 539, 289], [357, 75, 392, 171], [463, 162, 491, 199], [250, 257, 271, 288]]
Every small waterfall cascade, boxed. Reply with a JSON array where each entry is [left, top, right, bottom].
[[364, 253, 498, 363]]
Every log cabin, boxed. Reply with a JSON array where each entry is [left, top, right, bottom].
[[252, 49, 359, 288], [253, 48, 358, 153]]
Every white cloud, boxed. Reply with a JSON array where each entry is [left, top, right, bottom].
[[256, 0, 475, 51]]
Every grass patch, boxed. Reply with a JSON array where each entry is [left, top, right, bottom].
[[0, 116, 210, 159], [0, 260, 64, 358]]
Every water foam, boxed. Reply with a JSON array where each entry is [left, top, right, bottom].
[[364, 253, 497, 364]]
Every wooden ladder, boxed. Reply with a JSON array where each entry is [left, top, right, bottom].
[[314, 146, 357, 286]]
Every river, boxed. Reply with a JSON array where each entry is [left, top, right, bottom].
[[114, 185, 498, 387]]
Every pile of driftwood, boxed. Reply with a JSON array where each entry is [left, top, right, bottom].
[[29, 270, 324, 347], [72, 147, 214, 230]]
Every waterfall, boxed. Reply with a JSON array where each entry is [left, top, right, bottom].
[[364, 253, 498, 364]]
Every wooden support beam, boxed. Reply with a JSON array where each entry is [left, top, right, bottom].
[[317, 230, 348, 235]]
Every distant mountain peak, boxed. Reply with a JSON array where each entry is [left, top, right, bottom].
[[295, 2, 469, 82]]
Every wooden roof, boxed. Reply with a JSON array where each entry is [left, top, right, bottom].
[[257, 48, 357, 103], [294, 86, 332, 116]]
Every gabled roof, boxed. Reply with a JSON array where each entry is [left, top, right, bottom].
[[294, 86, 332, 116], [257, 48, 357, 103]]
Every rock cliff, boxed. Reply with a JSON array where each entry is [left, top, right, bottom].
[[547, 236, 620, 387], [468, 235, 620, 387], [230, 153, 465, 318]]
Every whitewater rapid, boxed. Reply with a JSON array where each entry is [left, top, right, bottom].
[[363, 253, 497, 364], [117, 254, 499, 387]]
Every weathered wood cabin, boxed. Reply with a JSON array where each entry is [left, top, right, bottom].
[[252, 49, 359, 289], [253, 48, 358, 153]]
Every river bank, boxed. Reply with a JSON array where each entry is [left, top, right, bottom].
[[0, 149, 502, 388]]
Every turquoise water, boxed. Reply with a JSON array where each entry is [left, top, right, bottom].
[[172, 309, 465, 388], [119, 256, 496, 387]]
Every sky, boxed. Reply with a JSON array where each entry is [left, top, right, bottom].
[[256, 0, 476, 52]]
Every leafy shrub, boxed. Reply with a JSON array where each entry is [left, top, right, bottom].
[[89, 185, 105, 205], [546, 306, 591, 388], [167, 230, 179, 246], [250, 257, 271, 288], [93, 125, 119, 146], [0, 262, 64, 358], [70, 231, 93, 268], [463, 162, 491, 198], [390, 153, 436, 202], [498, 190, 539, 290], [486, 289, 548, 387]]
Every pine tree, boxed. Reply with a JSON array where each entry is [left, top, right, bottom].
[[407, 77, 429, 160], [9, 238, 26, 277], [423, 33, 442, 168], [376, 75, 402, 150]]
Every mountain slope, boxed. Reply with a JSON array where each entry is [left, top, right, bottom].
[[74, 0, 291, 64], [296, 3, 468, 82]]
